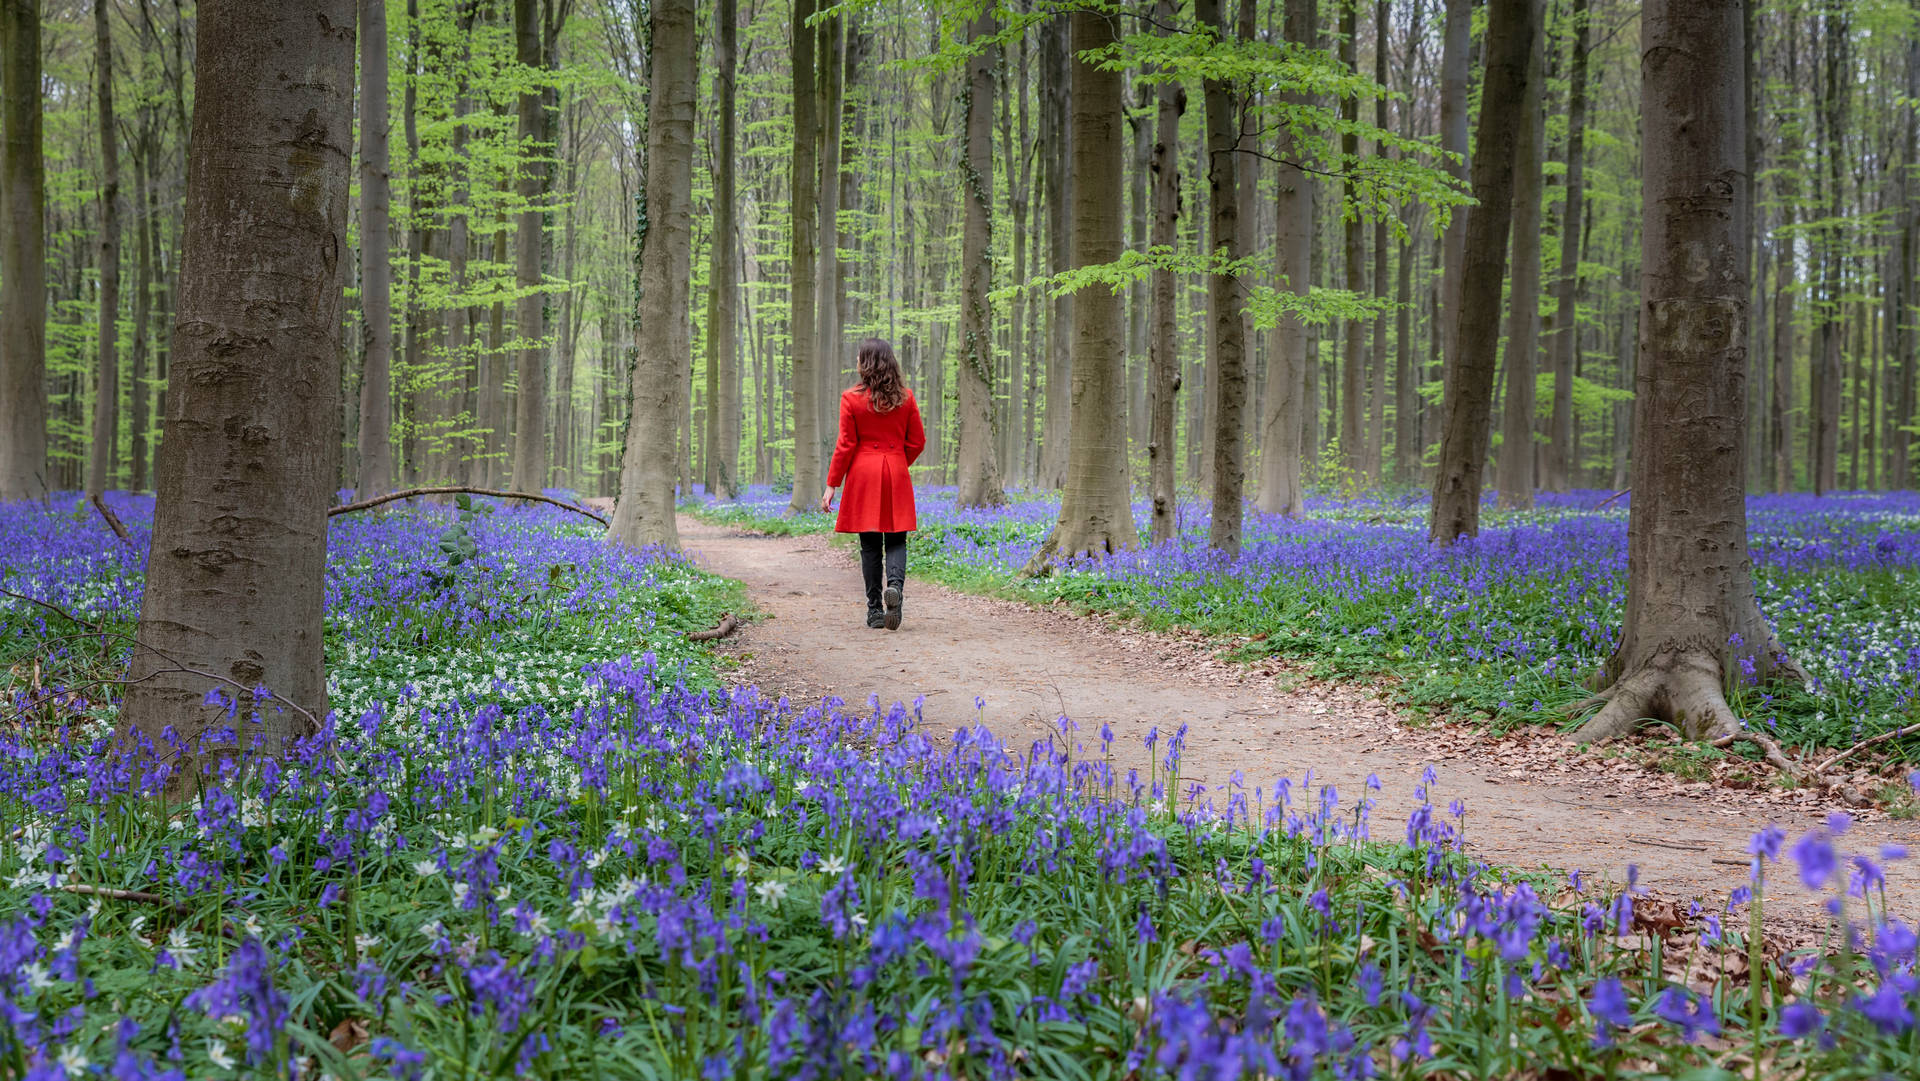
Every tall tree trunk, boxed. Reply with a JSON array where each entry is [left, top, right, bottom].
[[1366, 0, 1389, 482], [610, 0, 694, 548], [1148, 0, 1185, 541], [815, 13, 844, 490], [1007, 29, 1032, 487], [129, 126, 153, 492], [1494, 0, 1544, 510], [954, 11, 1004, 508], [1573, 0, 1797, 747], [1435, 0, 1471, 450], [1893, 35, 1917, 490], [1036, 18, 1072, 489], [705, 0, 739, 499], [0, 0, 47, 501], [786, 0, 821, 511], [1543, 0, 1589, 491], [1026, 9, 1133, 567], [511, 0, 548, 493], [119, 0, 353, 772], [1812, 9, 1848, 495], [1429, 0, 1535, 544], [1338, 0, 1366, 481], [356, 0, 394, 497], [1392, 0, 1421, 482], [1257, 0, 1313, 517], [1200, 0, 1246, 555], [87, 0, 121, 496]]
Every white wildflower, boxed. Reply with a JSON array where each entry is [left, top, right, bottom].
[[413, 859, 441, 877], [753, 880, 788, 908], [21, 962, 52, 991], [56, 1046, 88, 1077], [167, 927, 199, 966], [355, 933, 382, 953], [816, 855, 848, 877], [206, 1039, 237, 1070]]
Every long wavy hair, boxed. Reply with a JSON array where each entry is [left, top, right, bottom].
[[855, 338, 906, 413]]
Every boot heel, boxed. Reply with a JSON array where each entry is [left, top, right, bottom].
[[882, 586, 902, 630]]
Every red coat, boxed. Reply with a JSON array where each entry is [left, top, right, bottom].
[[827, 387, 926, 533]]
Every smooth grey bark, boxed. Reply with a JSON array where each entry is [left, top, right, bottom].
[[1892, 34, 1917, 490], [1257, 0, 1314, 517], [1435, 0, 1471, 440], [1026, 9, 1133, 567], [0, 0, 47, 502], [704, 0, 739, 499], [356, 0, 394, 498], [511, 0, 549, 493], [1429, 0, 1535, 544], [1493, 0, 1544, 510], [785, 0, 821, 511], [815, 13, 843, 490], [86, 0, 121, 497], [1035, 17, 1072, 490], [609, 0, 694, 548], [1811, 9, 1848, 496], [1148, 0, 1185, 542], [119, 0, 353, 774], [1337, 0, 1366, 481], [1573, 0, 1799, 748], [129, 124, 153, 492], [954, 10, 1004, 509], [1366, 0, 1388, 481], [1543, 0, 1590, 492], [1199, 0, 1246, 555], [1392, 0, 1421, 481]]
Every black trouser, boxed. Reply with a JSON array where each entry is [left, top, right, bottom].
[[858, 531, 907, 613]]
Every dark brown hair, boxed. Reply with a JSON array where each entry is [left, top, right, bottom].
[[855, 338, 906, 413]]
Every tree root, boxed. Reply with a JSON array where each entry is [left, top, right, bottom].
[[685, 614, 739, 642], [1567, 649, 1804, 779], [1809, 720, 1920, 776], [329, 486, 608, 525]]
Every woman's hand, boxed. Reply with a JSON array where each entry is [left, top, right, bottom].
[[818, 487, 834, 513]]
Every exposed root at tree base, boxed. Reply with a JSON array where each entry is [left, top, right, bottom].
[[1568, 648, 1804, 779]]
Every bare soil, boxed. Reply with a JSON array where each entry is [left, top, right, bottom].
[[674, 513, 1919, 928]]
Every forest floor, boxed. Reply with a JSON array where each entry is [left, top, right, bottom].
[[664, 512, 1920, 935]]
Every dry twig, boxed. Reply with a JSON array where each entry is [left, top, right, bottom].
[[329, 486, 608, 525]]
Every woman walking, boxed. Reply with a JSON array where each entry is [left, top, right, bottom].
[[820, 338, 926, 629]]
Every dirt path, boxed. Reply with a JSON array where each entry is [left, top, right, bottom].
[[675, 514, 1919, 925]]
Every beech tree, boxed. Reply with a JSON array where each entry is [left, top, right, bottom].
[[0, 0, 46, 503], [85, 0, 120, 498], [1492, 0, 1544, 510], [1573, 0, 1800, 751], [1429, 0, 1536, 544], [1255, 0, 1313, 519], [118, 0, 354, 772], [953, 8, 1004, 509], [1198, 0, 1246, 555], [1027, 7, 1134, 567], [357, 0, 395, 498], [510, 0, 549, 494], [786, 0, 822, 514], [1147, 0, 1184, 543], [610, 0, 695, 549], [703, 0, 740, 501]]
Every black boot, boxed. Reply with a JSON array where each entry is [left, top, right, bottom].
[[860, 533, 887, 629], [882, 532, 906, 630]]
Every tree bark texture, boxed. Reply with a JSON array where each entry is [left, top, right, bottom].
[[118, 0, 354, 773], [1199, 0, 1246, 555], [356, 0, 394, 498], [815, 13, 844, 488], [954, 11, 1004, 509], [1429, 0, 1535, 544], [1338, 0, 1365, 482], [1148, 3, 1185, 542], [511, 0, 548, 494], [1494, 0, 1545, 510], [0, 0, 47, 502], [1257, 0, 1314, 518], [1028, 9, 1134, 567], [1573, 0, 1798, 745], [704, 0, 739, 499], [1435, 0, 1471, 433], [1036, 17, 1072, 490], [610, 0, 694, 549], [86, 0, 121, 496], [786, 0, 821, 511], [1543, 0, 1589, 492]]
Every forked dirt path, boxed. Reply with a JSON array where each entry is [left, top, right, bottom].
[[672, 514, 1919, 926]]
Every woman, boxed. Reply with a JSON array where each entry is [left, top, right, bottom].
[[820, 338, 926, 630]]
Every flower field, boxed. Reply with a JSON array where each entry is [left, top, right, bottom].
[[692, 486, 1920, 754], [2, 493, 1918, 1078]]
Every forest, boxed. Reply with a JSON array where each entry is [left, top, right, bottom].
[[2, 0, 1920, 1077]]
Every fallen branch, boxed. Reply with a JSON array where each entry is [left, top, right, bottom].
[[1710, 729, 1800, 778], [685, 614, 739, 642], [329, 487, 609, 526], [1809, 720, 1920, 777], [90, 493, 130, 541], [1595, 488, 1631, 511], [61, 883, 192, 915]]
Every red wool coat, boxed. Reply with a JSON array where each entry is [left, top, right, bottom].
[[827, 387, 926, 533]]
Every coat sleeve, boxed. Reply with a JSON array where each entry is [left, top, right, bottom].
[[903, 393, 927, 468], [826, 391, 858, 487]]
